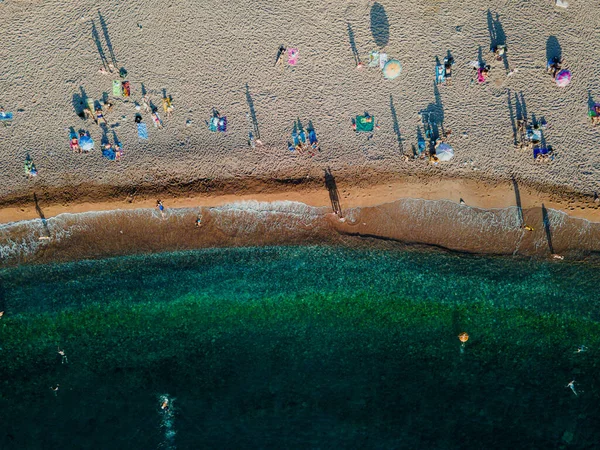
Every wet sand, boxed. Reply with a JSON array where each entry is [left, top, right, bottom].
[[2, 177, 599, 268], [1, 175, 599, 225]]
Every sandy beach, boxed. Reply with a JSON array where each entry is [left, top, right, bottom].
[[0, 0, 599, 216]]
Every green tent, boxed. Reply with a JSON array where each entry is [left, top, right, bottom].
[[355, 115, 375, 132]]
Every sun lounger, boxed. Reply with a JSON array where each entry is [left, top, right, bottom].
[[137, 122, 148, 140], [435, 64, 446, 85], [355, 115, 375, 132]]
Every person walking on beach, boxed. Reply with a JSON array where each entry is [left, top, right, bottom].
[[157, 200, 166, 218]]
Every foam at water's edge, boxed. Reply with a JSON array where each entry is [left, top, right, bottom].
[[1, 199, 599, 267]]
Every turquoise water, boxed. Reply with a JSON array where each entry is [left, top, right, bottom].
[[1, 246, 599, 448]]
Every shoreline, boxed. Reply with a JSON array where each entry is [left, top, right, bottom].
[[1, 173, 599, 225]]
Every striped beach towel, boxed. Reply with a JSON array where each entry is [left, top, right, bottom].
[[112, 80, 122, 96], [137, 122, 148, 140]]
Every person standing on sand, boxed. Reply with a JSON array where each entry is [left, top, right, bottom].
[[275, 45, 286, 67], [157, 200, 166, 218]]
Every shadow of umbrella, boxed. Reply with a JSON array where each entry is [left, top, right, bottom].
[[546, 36, 562, 63], [370, 3, 390, 48]]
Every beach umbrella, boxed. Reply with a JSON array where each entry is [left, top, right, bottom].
[[435, 143, 454, 161], [555, 70, 571, 87], [79, 135, 94, 151], [382, 59, 402, 80]]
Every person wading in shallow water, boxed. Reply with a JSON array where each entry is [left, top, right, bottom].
[[156, 200, 166, 218]]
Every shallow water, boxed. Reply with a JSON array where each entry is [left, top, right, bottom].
[[1, 246, 599, 449], [1, 199, 599, 267]]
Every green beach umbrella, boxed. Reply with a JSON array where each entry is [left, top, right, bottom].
[[382, 59, 402, 80]]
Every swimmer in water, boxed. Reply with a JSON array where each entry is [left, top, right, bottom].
[[574, 345, 587, 354], [566, 380, 578, 396], [58, 347, 68, 364]]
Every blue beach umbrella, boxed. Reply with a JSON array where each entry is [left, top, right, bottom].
[[78, 135, 94, 151]]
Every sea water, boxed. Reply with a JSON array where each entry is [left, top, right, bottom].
[[1, 246, 599, 449]]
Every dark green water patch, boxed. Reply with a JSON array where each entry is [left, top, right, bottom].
[[0, 247, 599, 448]]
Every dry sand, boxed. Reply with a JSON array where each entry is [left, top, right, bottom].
[[0, 0, 599, 216]]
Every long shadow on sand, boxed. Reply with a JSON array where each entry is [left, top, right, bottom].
[[347, 22, 360, 66], [72, 86, 90, 120], [389, 94, 404, 154], [541, 204, 554, 254], [511, 175, 524, 227], [246, 84, 260, 139], [546, 36, 562, 63], [98, 11, 117, 67], [324, 168, 342, 217], [487, 10, 509, 71], [419, 83, 444, 145], [33, 193, 50, 238]]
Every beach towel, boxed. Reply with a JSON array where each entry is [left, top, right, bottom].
[[112, 80, 122, 96], [292, 131, 300, 147], [288, 48, 299, 66], [122, 81, 131, 97], [299, 130, 307, 144], [379, 53, 388, 69], [435, 64, 446, 85], [209, 116, 219, 132], [0, 112, 13, 121], [368, 51, 380, 68], [102, 149, 116, 160], [533, 147, 551, 159], [217, 117, 227, 132], [137, 122, 148, 140], [355, 115, 375, 133]]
